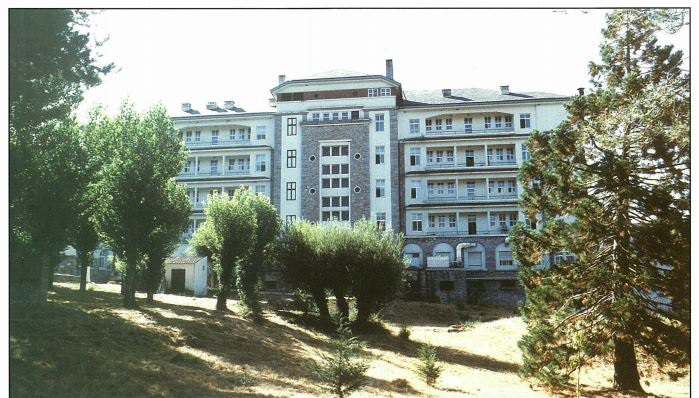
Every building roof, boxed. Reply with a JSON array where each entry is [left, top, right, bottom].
[[402, 88, 569, 107], [302, 69, 373, 79], [165, 256, 205, 264]]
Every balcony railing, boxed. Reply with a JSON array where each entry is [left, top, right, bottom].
[[421, 227, 513, 236], [183, 138, 252, 148], [425, 127, 515, 136], [423, 193, 517, 203], [424, 159, 516, 169], [178, 168, 252, 178]]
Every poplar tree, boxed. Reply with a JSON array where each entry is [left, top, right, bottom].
[[512, 9, 689, 392]]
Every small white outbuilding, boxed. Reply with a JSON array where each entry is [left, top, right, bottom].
[[163, 256, 208, 297]]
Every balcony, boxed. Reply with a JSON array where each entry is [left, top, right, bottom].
[[424, 193, 517, 203], [424, 159, 516, 170], [422, 227, 512, 236], [178, 168, 251, 178], [183, 138, 252, 148], [425, 127, 515, 136]]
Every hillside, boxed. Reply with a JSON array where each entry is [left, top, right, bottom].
[[10, 283, 689, 398]]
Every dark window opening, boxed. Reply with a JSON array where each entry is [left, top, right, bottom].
[[439, 281, 455, 292]]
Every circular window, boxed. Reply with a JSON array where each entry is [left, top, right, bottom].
[[309, 155, 316, 162], [309, 188, 316, 194], [354, 153, 361, 160], [353, 186, 361, 193]]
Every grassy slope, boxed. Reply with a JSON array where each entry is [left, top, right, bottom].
[[10, 283, 689, 398]]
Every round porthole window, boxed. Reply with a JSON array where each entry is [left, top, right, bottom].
[[354, 153, 361, 160], [309, 188, 316, 194], [353, 186, 361, 193], [309, 155, 316, 162]]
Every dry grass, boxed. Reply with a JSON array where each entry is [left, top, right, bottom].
[[10, 282, 689, 398]]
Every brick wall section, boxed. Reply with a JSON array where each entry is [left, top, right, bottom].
[[300, 122, 371, 222], [271, 115, 282, 209], [389, 110, 400, 230]]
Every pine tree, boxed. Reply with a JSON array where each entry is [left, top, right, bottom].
[[512, 9, 689, 392]]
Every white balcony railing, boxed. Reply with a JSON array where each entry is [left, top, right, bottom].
[[425, 127, 515, 136], [183, 138, 252, 148]]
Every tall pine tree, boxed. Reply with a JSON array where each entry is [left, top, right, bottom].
[[512, 9, 689, 392]]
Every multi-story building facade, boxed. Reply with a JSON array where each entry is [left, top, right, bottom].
[[171, 60, 569, 306]]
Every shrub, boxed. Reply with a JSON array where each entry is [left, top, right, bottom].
[[398, 325, 411, 341], [308, 315, 369, 398], [415, 343, 442, 386]]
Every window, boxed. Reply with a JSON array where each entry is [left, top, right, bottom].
[[208, 130, 218, 145], [287, 150, 297, 168], [287, 118, 297, 136], [466, 181, 475, 197], [183, 161, 192, 173], [520, 113, 531, 128], [341, 112, 349, 120], [446, 150, 454, 163], [445, 118, 453, 130], [185, 131, 192, 142], [375, 179, 385, 198], [286, 215, 296, 224], [99, 250, 110, 270], [332, 112, 339, 121], [195, 130, 201, 142], [208, 160, 218, 175], [506, 148, 515, 161], [375, 146, 385, 165], [256, 126, 266, 140], [255, 185, 266, 194], [505, 115, 513, 128], [425, 119, 432, 132], [368, 88, 378, 97], [375, 113, 385, 132], [522, 144, 530, 161], [255, 154, 266, 172], [286, 182, 296, 200], [322, 145, 349, 157], [467, 251, 483, 267], [496, 148, 504, 161], [411, 213, 423, 231], [484, 117, 492, 129], [448, 215, 456, 228], [409, 147, 421, 166], [351, 110, 360, 119], [499, 250, 514, 267], [409, 119, 420, 134], [376, 212, 386, 230], [379, 88, 391, 96], [464, 118, 473, 132], [410, 181, 420, 199], [447, 182, 455, 195], [435, 119, 443, 131], [312, 113, 320, 122], [554, 251, 577, 265], [494, 116, 502, 128], [323, 113, 330, 121], [229, 129, 235, 140], [241, 128, 251, 140]]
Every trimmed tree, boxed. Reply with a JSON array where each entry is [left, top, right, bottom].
[[90, 103, 187, 308], [143, 181, 191, 304], [10, 10, 112, 301], [234, 189, 281, 317], [512, 9, 689, 392], [192, 192, 256, 311]]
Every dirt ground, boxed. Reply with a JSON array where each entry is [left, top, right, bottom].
[[9, 282, 690, 398]]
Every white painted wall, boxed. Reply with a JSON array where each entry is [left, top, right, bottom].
[[368, 109, 392, 229]]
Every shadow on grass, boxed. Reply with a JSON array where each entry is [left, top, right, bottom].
[[10, 285, 333, 397]]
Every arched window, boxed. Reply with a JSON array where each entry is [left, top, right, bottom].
[[458, 242, 486, 270], [403, 244, 423, 268], [432, 243, 455, 262], [495, 242, 517, 270]]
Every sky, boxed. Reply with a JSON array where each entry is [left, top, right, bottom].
[[71, 8, 687, 120]]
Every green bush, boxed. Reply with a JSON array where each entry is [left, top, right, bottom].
[[308, 315, 369, 398], [415, 343, 442, 386]]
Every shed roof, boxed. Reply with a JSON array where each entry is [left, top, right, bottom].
[[165, 256, 205, 264]]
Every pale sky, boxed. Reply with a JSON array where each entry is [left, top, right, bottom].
[[75, 8, 689, 120]]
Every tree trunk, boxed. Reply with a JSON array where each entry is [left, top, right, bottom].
[[334, 289, 350, 320], [123, 257, 138, 309], [38, 255, 50, 302], [613, 337, 643, 392], [47, 255, 56, 291], [146, 291, 154, 304], [216, 262, 233, 311], [311, 288, 330, 320], [79, 252, 89, 292], [355, 297, 373, 328]]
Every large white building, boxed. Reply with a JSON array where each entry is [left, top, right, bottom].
[[171, 60, 570, 306]]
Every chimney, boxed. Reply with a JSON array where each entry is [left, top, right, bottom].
[[577, 87, 585, 96], [385, 59, 393, 79], [500, 85, 510, 95], [224, 100, 236, 110], [181, 103, 191, 112], [442, 89, 451, 97], [206, 101, 218, 111], [278, 74, 286, 84]]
